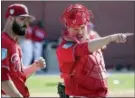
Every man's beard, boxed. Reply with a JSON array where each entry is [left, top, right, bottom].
[[12, 20, 27, 36]]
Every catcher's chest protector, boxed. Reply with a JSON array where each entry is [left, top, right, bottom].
[[72, 50, 108, 90]]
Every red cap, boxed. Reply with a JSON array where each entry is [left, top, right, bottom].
[[60, 4, 93, 28], [5, 4, 35, 20]]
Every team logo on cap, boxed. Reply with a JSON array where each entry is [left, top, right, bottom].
[[10, 9, 14, 15]]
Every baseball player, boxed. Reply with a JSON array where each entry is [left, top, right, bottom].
[[57, 23, 105, 98], [19, 23, 33, 66], [1, 4, 46, 97], [32, 20, 47, 61], [56, 4, 133, 98]]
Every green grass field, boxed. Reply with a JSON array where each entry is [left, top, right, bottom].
[[26, 72, 134, 97]]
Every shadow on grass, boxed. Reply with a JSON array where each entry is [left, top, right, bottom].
[[45, 82, 58, 87]]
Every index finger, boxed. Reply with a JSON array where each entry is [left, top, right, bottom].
[[124, 33, 134, 37]]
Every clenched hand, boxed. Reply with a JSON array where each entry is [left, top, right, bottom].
[[34, 57, 46, 69]]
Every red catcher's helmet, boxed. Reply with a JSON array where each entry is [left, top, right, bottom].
[[60, 4, 93, 28]]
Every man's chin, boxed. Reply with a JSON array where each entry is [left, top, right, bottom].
[[18, 33, 26, 36], [77, 37, 83, 41], [18, 34, 25, 36], [14, 32, 26, 36]]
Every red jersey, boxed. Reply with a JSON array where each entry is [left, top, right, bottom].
[[56, 32, 108, 97], [25, 26, 33, 40], [32, 26, 46, 42], [1, 32, 29, 97]]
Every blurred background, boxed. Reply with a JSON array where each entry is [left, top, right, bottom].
[[1, 1, 135, 97]]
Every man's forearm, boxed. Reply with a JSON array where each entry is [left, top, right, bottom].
[[23, 63, 40, 78], [88, 35, 111, 52], [23, 57, 46, 78], [88, 33, 128, 52], [2, 80, 22, 97]]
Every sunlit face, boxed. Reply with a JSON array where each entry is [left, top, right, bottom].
[[12, 16, 30, 36], [67, 24, 88, 41]]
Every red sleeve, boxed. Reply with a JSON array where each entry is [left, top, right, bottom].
[[2, 47, 10, 81], [2, 43, 20, 81], [56, 42, 91, 63], [32, 27, 45, 42]]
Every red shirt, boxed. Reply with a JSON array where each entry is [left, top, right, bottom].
[[32, 26, 46, 42], [1, 32, 29, 97], [25, 26, 33, 40], [56, 32, 108, 97]]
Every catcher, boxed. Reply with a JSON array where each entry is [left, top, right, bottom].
[[56, 4, 133, 98]]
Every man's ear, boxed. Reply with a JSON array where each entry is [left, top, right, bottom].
[[7, 16, 14, 26], [8, 16, 14, 21]]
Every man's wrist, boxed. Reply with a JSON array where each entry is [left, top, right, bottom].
[[31, 63, 40, 71], [108, 34, 118, 43]]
